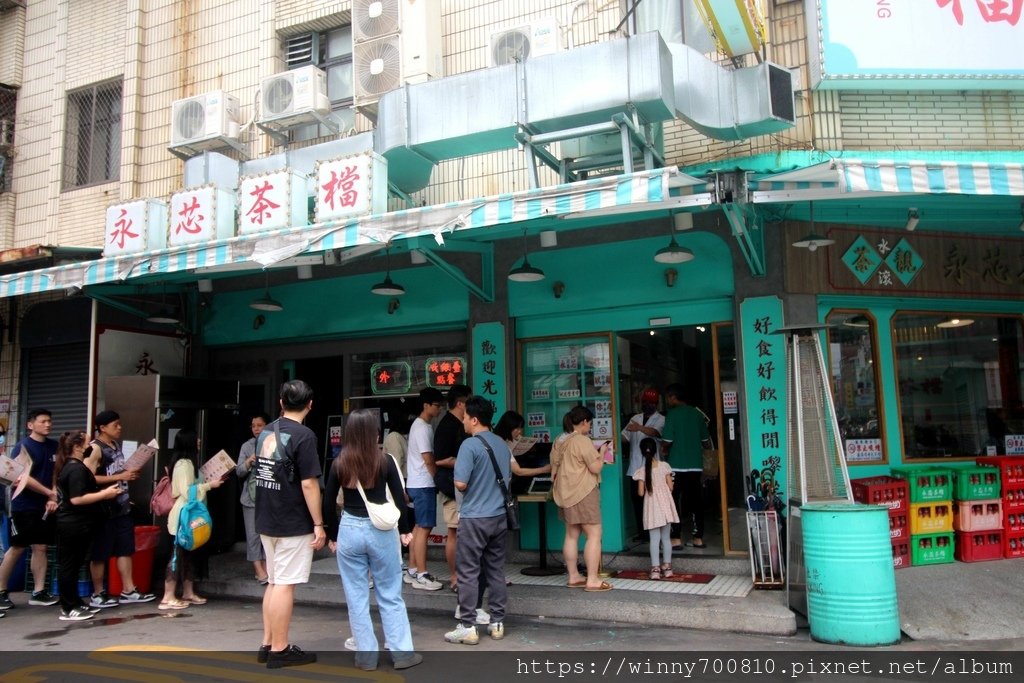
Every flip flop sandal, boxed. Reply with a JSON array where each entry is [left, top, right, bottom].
[[182, 596, 207, 605], [567, 580, 587, 588], [661, 564, 674, 578], [584, 581, 613, 592], [158, 600, 189, 610], [649, 567, 662, 580]]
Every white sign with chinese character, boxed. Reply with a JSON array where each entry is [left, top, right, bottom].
[[594, 400, 612, 418], [527, 412, 546, 427], [558, 389, 581, 399], [845, 438, 883, 462], [103, 200, 168, 257], [238, 169, 307, 234], [531, 388, 550, 400], [723, 391, 738, 414], [1006, 435, 1024, 455], [314, 152, 388, 222], [591, 417, 613, 440], [169, 185, 236, 247]]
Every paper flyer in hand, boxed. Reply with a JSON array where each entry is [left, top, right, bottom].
[[0, 455, 25, 489], [510, 436, 539, 457], [124, 439, 159, 472], [200, 449, 236, 483]]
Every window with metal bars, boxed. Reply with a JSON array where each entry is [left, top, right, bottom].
[[1, 85, 15, 193], [285, 27, 355, 141], [62, 79, 122, 190]]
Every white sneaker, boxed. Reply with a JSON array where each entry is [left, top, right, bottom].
[[402, 571, 416, 585], [444, 623, 479, 645], [345, 636, 390, 650], [412, 573, 443, 591], [59, 607, 95, 621], [487, 622, 505, 640], [475, 608, 491, 625]]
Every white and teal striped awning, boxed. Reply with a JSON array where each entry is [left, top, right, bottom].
[[750, 158, 1024, 202], [0, 166, 711, 299]]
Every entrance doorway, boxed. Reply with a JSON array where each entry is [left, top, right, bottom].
[[617, 322, 745, 555]]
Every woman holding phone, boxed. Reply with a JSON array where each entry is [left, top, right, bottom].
[[550, 406, 613, 592]]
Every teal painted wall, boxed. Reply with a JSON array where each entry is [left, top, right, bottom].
[[201, 266, 469, 346], [511, 232, 735, 338], [819, 295, 1023, 480]]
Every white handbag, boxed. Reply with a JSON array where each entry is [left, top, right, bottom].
[[355, 478, 400, 531]]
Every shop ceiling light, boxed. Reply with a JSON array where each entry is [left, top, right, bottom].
[[508, 230, 545, 282], [843, 315, 871, 328], [250, 273, 284, 312], [371, 246, 406, 295], [905, 208, 920, 232], [792, 201, 835, 252], [654, 235, 695, 264], [146, 305, 180, 325], [936, 317, 974, 329]]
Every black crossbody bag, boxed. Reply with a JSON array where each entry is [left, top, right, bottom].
[[474, 434, 519, 531]]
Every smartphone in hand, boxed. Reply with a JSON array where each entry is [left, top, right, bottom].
[[601, 441, 614, 464]]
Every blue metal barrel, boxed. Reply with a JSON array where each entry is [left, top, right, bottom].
[[802, 503, 901, 646]]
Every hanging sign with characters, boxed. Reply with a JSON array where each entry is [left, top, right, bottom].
[[238, 169, 307, 234], [371, 361, 412, 395], [314, 152, 389, 223], [103, 199, 168, 257], [425, 357, 466, 389], [168, 185, 236, 247]]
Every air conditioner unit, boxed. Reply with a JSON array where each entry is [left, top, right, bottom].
[[353, 0, 401, 42], [353, 3, 442, 113], [258, 65, 331, 129], [488, 17, 561, 67], [169, 90, 240, 151]]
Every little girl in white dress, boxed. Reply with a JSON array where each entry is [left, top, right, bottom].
[[632, 437, 679, 579]]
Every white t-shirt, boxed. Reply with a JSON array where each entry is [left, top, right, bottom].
[[621, 411, 666, 476], [406, 416, 435, 489]]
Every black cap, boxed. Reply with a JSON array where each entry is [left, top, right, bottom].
[[94, 410, 120, 428]]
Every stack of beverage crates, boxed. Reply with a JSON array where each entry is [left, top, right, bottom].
[[951, 464, 1002, 562], [850, 476, 911, 569], [891, 466, 954, 566], [976, 455, 1024, 559]]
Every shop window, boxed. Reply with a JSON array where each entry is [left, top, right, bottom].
[[62, 79, 122, 190], [826, 311, 884, 464], [285, 26, 355, 142], [894, 313, 1024, 460], [519, 334, 615, 443]]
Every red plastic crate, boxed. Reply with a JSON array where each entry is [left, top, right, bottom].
[[889, 512, 909, 541], [976, 456, 1024, 487], [953, 499, 1003, 532], [955, 530, 1004, 563], [852, 476, 910, 514], [1003, 529, 1024, 559], [1007, 513, 1022, 532], [891, 539, 911, 570], [1004, 486, 1024, 513]]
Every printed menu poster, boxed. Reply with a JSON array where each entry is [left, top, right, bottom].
[[124, 439, 159, 471], [510, 436, 539, 457], [199, 449, 236, 483]]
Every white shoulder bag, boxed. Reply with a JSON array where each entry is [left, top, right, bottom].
[[355, 455, 402, 531]]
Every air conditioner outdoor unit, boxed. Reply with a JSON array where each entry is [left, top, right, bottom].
[[258, 65, 331, 129], [488, 17, 561, 67], [169, 90, 240, 151], [353, 0, 401, 42], [353, 2, 442, 113]]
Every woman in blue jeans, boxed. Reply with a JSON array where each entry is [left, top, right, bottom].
[[323, 409, 421, 672]]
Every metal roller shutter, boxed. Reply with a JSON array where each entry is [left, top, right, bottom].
[[24, 343, 90, 435]]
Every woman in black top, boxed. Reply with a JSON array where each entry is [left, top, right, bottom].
[[323, 409, 421, 672], [55, 430, 119, 621]]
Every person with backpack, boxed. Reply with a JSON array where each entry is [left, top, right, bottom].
[[158, 429, 223, 610]]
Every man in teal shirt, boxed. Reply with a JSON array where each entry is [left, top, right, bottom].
[[660, 383, 712, 548]]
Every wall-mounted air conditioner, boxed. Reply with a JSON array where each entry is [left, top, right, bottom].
[[488, 17, 561, 67], [258, 65, 331, 130], [169, 90, 240, 151], [352, 0, 442, 114]]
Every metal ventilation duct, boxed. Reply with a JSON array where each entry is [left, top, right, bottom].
[[374, 31, 794, 194]]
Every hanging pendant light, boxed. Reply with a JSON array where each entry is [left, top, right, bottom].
[[371, 246, 406, 295], [508, 230, 545, 282], [250, 273, 284, 312], [653, 234, 695, 264], [793, 201, 834, 251], [147, 286, 180, 324]]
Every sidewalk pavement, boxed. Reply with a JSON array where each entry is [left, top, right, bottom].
[[202, 541, 1024, 642]]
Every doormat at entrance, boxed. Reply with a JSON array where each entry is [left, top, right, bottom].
[[611, 569, 715, 584]]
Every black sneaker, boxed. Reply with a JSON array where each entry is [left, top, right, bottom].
[[256, 645, 271, 664], [28, 590, 59, 606], [266, 644, 317, 669], [59, 607, 95, 622], [0, 590, 13, 610], [89, 593, 119, 609], [119, 589, 156, 604]]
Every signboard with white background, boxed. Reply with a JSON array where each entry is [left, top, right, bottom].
[[807, 0, 1024, 89]]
